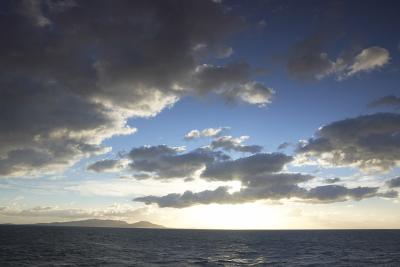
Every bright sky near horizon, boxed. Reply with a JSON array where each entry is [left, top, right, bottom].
[[1, 0, 400, 229]]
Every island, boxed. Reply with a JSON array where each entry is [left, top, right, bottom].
[[35, 219, 165, 229]]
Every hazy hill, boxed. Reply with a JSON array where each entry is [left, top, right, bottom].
[[36, 219, 165, 229]]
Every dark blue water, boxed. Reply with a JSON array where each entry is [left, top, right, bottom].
[[1, 226, 400, 266]]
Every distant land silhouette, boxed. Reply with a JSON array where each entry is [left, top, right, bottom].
[[33, 219, 165, 229]]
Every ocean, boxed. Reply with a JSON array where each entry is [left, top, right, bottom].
[[0, 226, 399, 266]]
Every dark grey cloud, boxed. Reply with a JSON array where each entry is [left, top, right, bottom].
[[287, 31, 338, 81], [368, 95, 400, 109], [0, 0, 271, 177], [91, 143, 291, 186], [128, 145, 229, 179], [134, 172, 313, 208], [305, 185, 378, 203], [288, 42, 389, 80], [134, 165, 398, 207], [0, 77, 121, 176], [86, 135, 267, 178], [87, 159, 122, 173], [285, 2, 389, 82], [202, 153, 293, 181], [134, 182, 393, 208], [297, 113, 400, 171], [190, 63, 274, 106], [387, 177, 400, 188], [133, 142, 398, 207], [324, 177, 341, 184], [192, 62, 252, 94], [285, 0, 390, 81], [215, 46, 234, 59], [378, 190, 398, 198], [135, 186, 233, 208], [277, 142, 291, 150], [209, 136, 262, 154], [242, 173, 313, 188], [361, 187, 397, 199]]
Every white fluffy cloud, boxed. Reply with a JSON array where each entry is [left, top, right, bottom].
[[184, 127, 229, 140]]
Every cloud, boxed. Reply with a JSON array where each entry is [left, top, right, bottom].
[[184, 127, 229, 140], [134, 182, 394, 208], [285, 2, 390, 82], [379, 190, 399, 198], [287, 31, 337, 81], [134, 158, 398, 208], [18, 0, 54, 27], [387, 177, 400, 188], [0, 78, 133, 176], [127, 145, 229, 179], [191, 63, 275, 106], [277, 142, 291, 150], [347, 47, 390, 76], [324, 177, 341, 184], [215, 46, 234, 59], [191, 62, 252, 94], [209, 135, 262, 153], [202, 153, 293, 181], [185, 130, 201, 140], [133, 141, 398, 207], [368, 95, 400, 109], [258, 20, 267, 28], [135, 186, 233, 208], [0, 0, 270, 177], [287, 41, 389, 80], [222, 81, 275, 107], [87, 159, 123, 173], [296, 113, 400, 171], [88, 132, 264, 176], [305, 185, 379, 203]]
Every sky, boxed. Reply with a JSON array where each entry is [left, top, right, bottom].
[[0, 0, 400, 229]]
